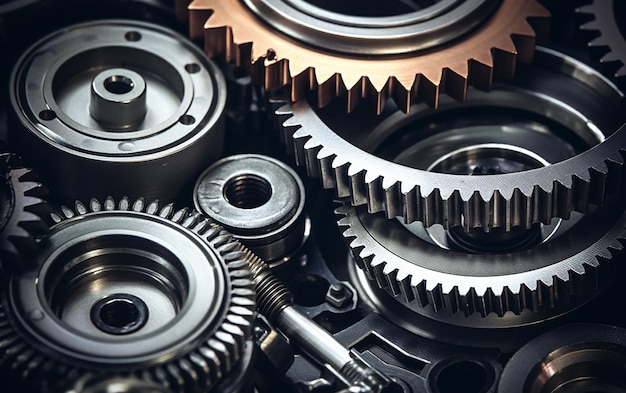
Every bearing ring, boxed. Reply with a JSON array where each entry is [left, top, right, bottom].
[[10, 20, 227, 202], [194, 154, 307, 267]]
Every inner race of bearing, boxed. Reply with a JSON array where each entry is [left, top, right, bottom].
[[44, 233, 188, 339], [243, 0, 501, 55]]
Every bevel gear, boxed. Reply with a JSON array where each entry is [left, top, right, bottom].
[[0, 152, 48, 264], [277, 48, 626, 231], [0, 197, 256, 393], [578, 0, 626, 88], [337, 196, 626, 327], [184, 0, 550, 112]]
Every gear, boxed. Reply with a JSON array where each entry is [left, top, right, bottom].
[[578, 0, 626, 89], [184, 0, 550, 112], [337, 195, 626, 327], [0, 152, 48, 264], [0, 197, 256, 393], [277, 48, 626, 232]]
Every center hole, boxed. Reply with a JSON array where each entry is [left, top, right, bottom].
[[90, 293, 148, 335], [104, 75, 134, 95], [99, 298, 139, 328], [224, 174, 272, 209]]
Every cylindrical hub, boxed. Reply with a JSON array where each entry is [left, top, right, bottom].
[[89, 68, 147, 129]]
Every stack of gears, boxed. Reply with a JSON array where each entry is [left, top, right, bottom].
[[0, 0, 625, 392]]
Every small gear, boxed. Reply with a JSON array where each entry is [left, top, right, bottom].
[[0, 152, 48, 264], [277, 48, 626, 231], [184, 0, 550, 112], [578, 0, 626, 89], [337, 196, 626, 327], [0, 197, 256, 393]]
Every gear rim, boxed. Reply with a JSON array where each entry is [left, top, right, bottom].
[[186, 0, 550, 112], [0, 197, 256, 393], [277, 47, 626, 232]]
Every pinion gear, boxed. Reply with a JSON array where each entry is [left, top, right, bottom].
[[578, 0, 626, 88], [184, 0, 550, 113], [0, 152, 48, 264], [0, 197, 256, 393]]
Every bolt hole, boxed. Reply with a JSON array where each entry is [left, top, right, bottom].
[[224, 174, 272, 209], [435, 360, 491, 393], [124, 31, 142, 41], [185, 63, 201, 73], [291, 275, 330, 307], [104, 75, 134, 95], [179, 114, 196, 125], [39, 109, 56, 121]]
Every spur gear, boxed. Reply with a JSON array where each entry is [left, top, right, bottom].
[[0, 197, 256, 393], [277, 47, 626, 232], [337, 195, 626, 327], [0, 152, 48, 264], [578, 0, 626, 89], [184, 0, 550, 112]]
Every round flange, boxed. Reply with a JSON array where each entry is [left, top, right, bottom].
[[10, 20, 227, 202]]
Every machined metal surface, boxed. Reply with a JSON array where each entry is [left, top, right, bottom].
[[10, 20, 227, 202], [277, 48, 626, 232], [194, 154, 307, 266], [0, 152, 49, 263], [0, 197, 256, 393], [498, 323, 626, 393], [185, 0, 549, 112]]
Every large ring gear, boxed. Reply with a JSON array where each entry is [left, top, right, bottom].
[[184, 0, 550, 112], [0, 197, 256, 393]]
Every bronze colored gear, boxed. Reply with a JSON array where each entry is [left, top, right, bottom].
[[0, 152, 48, 264], [0, 197, 256, 393], [185, 0, 550, 112]]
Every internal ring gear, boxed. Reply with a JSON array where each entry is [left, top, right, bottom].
[[337, 196, 626, 327], [0, 152, 48, 264], [184, 0, 550, 112], [277, 48, 626, 231], [577, 0, 626, 89], [0, 197, 256, 393]]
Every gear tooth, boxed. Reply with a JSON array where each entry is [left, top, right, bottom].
[[615, 65, 626, 77], [382, 266, 401, 296], [442, 66, 469, 102], [208, 338, 230, 372], [132, 197, 145, 212], [601, 50, 624, 63], [75, 200, 88, 215], [159, 203, 174, 218], [171, 208, 189, 223], [61, 205, 75, 219], [333, 161, 352, 198], [383, 180, 402, 219], [89, 198, 102, 212], [417, 72, 441, 109], [119, 197, 130, 211], [589, 36, 610, 48], [199, 346, 222, 383], [412, 279, 429, 308], [511, 19, 538, 63], [145, 200, 160, 215], [492, 37, 518, 79], [349, 170, 368, 206], [402, 185, 421, 225], [429, 284, 445, 312], [365, 175, 385, 214], [104, 196, 116, 211]]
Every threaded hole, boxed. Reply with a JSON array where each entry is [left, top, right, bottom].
[[224, 174, 272, 209]]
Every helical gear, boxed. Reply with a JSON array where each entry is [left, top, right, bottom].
[[0, 152, 48, 264], [184, 0, 550, 112], [0, 197, 256, 393], [337, 198, 626, 326], [276, 48, 626, 232], [578, 0, 626, 88]]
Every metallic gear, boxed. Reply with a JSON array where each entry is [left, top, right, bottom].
[[185, 0, 550, 112], [0, 197, 256, 393], [194, 154, 308, 267], [336, 195, 626, 327], [498, 323, 626, 392], [10, 20, 226, 203], [0, 152, 48, 263], [578, 0, 626, 88], [277, 47, 626, 232]]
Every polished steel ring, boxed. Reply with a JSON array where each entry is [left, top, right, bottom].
[[194, 154, 307, 267], [10, 20, 226, 202]]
